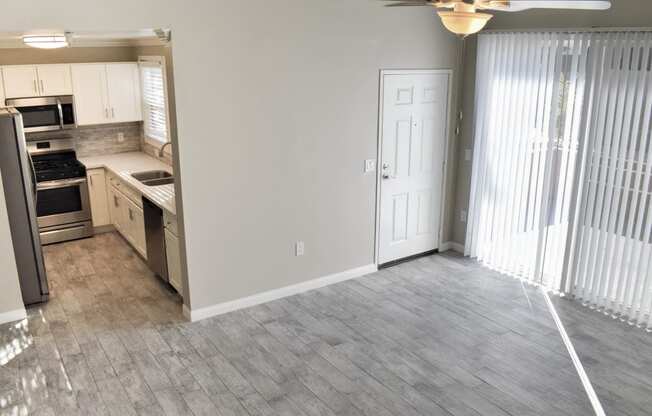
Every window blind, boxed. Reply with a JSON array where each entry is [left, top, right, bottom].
[[140, 60, 168, 144], [466, 30, 652, 330]]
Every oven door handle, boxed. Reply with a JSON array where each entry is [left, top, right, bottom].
[[56, 99, 64, 130], [37, 177, 87, 191], [26, 152, 38, 203]]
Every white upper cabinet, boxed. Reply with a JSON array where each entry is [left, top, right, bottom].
[[3, 65, 72, 98], [37, 65, 73, 96], [3, 66, 39, 98], [71, 64, 109, 126], [0, 69, 6, 106], [71, 63, 142, 126], [106, 63, 142, 123]]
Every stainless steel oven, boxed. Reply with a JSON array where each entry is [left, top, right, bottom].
[[36, 177, 92, 244], [6, 96, 76, 133], [27, 138, 93, 245]]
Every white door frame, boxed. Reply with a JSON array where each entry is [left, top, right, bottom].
[[374, 68, 454, 265]]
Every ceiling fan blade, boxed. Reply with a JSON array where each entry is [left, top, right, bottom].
[[487, 0, 611, 12], [382, 1, 433, 7]]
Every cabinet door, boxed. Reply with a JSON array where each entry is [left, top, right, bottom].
[[87, 169, 110, 227], [0, 68, 6, 107], [3, 66, 39, 98], [165, 229, 182, 293], [126, 198, 147, 258], [106, 63, 142, 123], [108, 185, 125, 234], [37, 65, 72, 96], [71, 64, 109, 125]]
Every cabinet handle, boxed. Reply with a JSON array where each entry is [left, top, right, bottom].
[[33, 80, 38, 95], [89, 175, 93, 187], [105, 108, 109, 119], [111, 108, 115, 118], [129, 208, 134, 221], [40, 80, 44, 94], [114, 195, 119, 207]]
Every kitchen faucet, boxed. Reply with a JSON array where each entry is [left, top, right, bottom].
[[158, 141, 172, 157]]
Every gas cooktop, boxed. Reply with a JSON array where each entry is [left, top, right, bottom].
[[32, 150, 86, 183]]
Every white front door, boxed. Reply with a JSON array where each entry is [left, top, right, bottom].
[[378, 71, 449, 264]]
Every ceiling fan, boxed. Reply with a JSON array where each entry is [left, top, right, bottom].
[[383, 0, 612, 36]]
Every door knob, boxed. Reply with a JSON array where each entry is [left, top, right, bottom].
[[382, 163, 392, 179]]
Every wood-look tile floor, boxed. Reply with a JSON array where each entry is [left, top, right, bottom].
[[0, 233, 648, 415]]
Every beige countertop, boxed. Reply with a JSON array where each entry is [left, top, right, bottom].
[[79, 152, 177, 215]]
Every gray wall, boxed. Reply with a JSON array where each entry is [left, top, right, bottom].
[[0, 0, 461, 313], [452, 0, 652, 245]]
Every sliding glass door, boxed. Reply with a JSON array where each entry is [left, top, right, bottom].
[[466, 30, 652, 329]]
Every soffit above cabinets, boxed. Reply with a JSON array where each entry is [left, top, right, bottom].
[[0, 29, 169, 49]]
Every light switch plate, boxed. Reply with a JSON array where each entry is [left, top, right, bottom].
[[117, 132, 125, 143], [364, 159, 376, 173], [460, 210, 467, 223]]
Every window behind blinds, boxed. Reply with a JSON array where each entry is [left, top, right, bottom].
[[466, 31, 652, 331], [139, 58, 168, 144]]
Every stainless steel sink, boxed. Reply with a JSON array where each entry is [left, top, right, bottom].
[[142, 177, 174, 187], [132, 170, 172, 181], [131, 170, 174, 186]]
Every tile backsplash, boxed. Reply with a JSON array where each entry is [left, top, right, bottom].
[[26, 122, 174, 166], [27, 122, 142, 157]]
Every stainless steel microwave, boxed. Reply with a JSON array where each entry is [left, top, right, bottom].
[[5, 95, 76, 133]]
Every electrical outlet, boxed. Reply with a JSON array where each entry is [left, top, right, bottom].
[[117, 132, 125, 143], [465, 149, 472, 161], [460, 210, 467, 223], [295, 241, 305, 256], [364, 159, 376, 173]]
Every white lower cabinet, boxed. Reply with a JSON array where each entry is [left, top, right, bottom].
[[87, 169, 110, 227], [108, 184, 126, 234], [165, 228, 182, 293], [106, 172, 147, 259], [104, 170, 182, 296], [125, 197, 146, 258]]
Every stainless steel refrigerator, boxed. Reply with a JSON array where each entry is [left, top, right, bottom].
[[0, 108, 49, 305]]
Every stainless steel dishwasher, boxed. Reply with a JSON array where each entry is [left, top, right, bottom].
[[143, 197, 169, 282]]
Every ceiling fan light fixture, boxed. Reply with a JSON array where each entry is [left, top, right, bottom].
[[23, 35, 69, 49], [437, 10, 492, 36]]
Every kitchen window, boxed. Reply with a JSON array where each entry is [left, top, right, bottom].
[[139, 56, 170, 146]]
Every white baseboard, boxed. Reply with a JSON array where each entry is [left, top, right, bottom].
[[440, 241, 465, 253], [0, 308, 26, 325], [186, 263, 377, 322]]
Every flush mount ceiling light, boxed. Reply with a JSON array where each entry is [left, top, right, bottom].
[[437, 1, 492, 36], [22, 34, 69, 49], [383, 0, 612, 37]]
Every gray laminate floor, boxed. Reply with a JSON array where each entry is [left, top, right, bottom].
[[0, 233, 649, 415]]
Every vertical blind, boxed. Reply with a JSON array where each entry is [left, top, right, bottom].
[[139, 58, 168, 144], [466, 30, 652, 330]]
